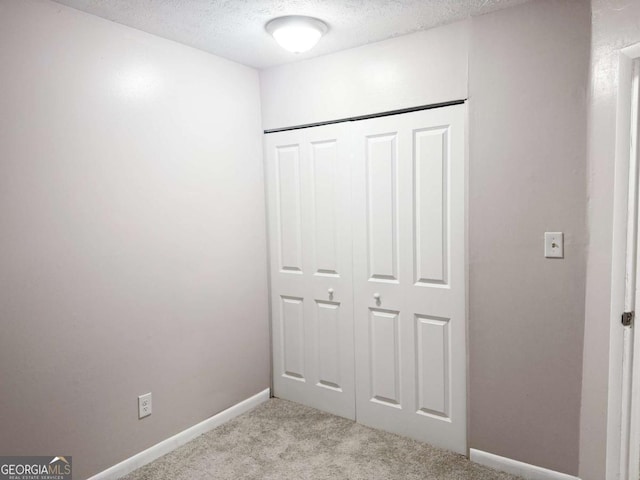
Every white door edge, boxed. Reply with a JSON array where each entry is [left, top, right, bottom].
[[606, 41, 640, 480]]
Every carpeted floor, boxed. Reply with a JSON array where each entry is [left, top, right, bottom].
[[122, 398, 522, 480]]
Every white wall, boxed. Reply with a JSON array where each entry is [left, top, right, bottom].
[[259, 1, 589, 475], [260, 21, 468, 130], [0, 1, 269, 478]]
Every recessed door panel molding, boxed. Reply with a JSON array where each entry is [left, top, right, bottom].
[[366, 133, 399, 283], [310, 139, 339, 277], [275, 144, 303, 274], [415, 314, 450, 419], [281, 296, 305, 380], [315, 300, 341, 390], [414, 126, 449, 286], [369, 308, 401, 408]]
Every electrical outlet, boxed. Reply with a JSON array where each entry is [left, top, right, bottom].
[[138, 392, 152, 419]]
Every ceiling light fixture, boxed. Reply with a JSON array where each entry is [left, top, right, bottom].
[[266, 16, 328, 54]]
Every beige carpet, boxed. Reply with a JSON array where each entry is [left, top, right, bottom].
[[122, 398, 522, 480]]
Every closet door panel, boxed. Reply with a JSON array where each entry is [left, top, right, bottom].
[[352, 105, 467, 454], [265, 124, 355, 420]]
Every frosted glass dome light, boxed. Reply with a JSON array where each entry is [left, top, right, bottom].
[[266, 16, 328, 54]]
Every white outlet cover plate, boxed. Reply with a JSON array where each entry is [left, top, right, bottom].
[[138, 392, 152, 419], [544, 232, 564, 258]]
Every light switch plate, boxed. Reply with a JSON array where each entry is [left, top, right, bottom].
[[138, 392, 152, 419], [544, 232, 564, 258]]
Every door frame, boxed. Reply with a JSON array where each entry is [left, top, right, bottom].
[[606, 41, 640, 480]]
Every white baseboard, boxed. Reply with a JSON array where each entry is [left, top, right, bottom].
[[88, 388, 270, 480], [470, 449, 580, 480]]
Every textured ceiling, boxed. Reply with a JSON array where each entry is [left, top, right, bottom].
[[50, 0, 529, 69]]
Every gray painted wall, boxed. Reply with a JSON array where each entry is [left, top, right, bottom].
[[0, 0, 601, 477], [0, 1, 269, 478], [468, 1, 589, 475], [580, 1, 640, 479], [260, 0, 590, 475]]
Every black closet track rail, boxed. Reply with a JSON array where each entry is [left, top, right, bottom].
[[263, 99, 466, 134]]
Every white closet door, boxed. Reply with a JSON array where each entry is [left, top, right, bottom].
[[352, 105, 467, 453], [265, 124, 355, 420]]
